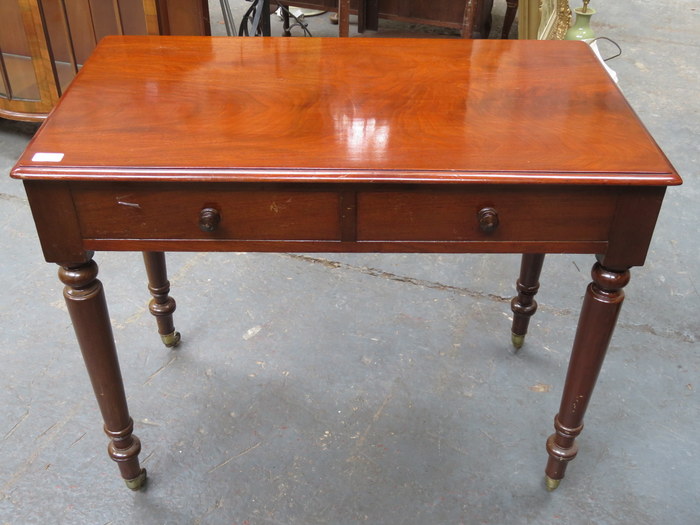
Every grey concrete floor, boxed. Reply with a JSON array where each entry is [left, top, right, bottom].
[[1, 1, 698, 524]]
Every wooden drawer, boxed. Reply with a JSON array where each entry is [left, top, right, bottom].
[[71, 183, 342, 241], [70, 183, 620, 250], [356, 187, 619, 242]]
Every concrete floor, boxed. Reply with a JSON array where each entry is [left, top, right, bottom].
[[1, 1, 698, 524]]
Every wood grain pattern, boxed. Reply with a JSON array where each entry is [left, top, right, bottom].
[[355, 186, 617, 241], [12, 37, 680, 187], [72, 182, 342, 241], [22, 180, 89, 264], [70, 182, 618, 243]]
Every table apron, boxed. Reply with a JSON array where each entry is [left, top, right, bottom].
[[23, 181, 665, 266]]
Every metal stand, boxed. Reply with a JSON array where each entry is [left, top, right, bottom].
[[217, 0, 311, 37], [219, 0, 237, 36]]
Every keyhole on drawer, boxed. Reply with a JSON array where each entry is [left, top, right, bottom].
[[199, 207, 221, 232]]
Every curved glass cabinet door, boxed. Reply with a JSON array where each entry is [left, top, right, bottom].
[[0, 0, 58, 122], [0, 0, 209, 122]]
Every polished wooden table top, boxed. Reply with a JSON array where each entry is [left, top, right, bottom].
[[14, 36, 680, 186]]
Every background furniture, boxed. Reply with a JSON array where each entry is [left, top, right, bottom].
[[519, 0, 571, 39], [0, 0, 209, 122], [280, 0, 493, 38], [502, 0, 517, 38]]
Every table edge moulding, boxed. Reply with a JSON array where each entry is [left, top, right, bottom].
[[10, 36, 682, 493]]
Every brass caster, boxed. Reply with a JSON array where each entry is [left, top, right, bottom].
[[125, 468, 147, 491], [511, 332, 525, 351], [544, 475, 560, 491], [161, 331, 181, 348]]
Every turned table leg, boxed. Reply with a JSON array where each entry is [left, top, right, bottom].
[[59, 259, 146, 490], [510, 253, 545, 350], [142, 251, 180, 348], [545, 262, 630, 490]]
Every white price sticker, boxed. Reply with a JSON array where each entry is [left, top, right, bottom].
[[32, 152, 65, 162]]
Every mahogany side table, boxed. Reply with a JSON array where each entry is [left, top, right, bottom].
[[11, 36, 681, 491]]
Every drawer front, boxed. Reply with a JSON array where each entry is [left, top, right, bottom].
[[356, 187, 619, 242], [72, 183, 342, 241], [71, 183, 619, 249]]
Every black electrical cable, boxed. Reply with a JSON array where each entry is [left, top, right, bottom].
[[590, 37, 622, 62]]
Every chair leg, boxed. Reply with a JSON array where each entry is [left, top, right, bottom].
[[510, 253, 545, 350], [502, 0, 518, 39], [142, 251, 180, 348]]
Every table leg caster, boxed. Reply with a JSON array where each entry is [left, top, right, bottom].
[[143, 252, 180, 349], [160, 330, 181, 348], [125, 468, 147, 491], [510, 254, 545, 352], [511, 332, 525, 350], [544, 475, 560, 491]]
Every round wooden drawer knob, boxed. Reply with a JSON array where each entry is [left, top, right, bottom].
[[199, 207, 221, 232], [477, 207, 499, 233]]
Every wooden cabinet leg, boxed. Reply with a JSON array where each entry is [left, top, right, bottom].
[[461, 0, 478, 38], [510, 253, 545, 350], [544, 262, 630, 490], [338, 0, 350, 37], [142, 251, 180, 348], [502, 0, 518, 39], [59, 259, 146, 490]]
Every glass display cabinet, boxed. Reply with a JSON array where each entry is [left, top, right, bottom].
[[0, 0, 209, 122]]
